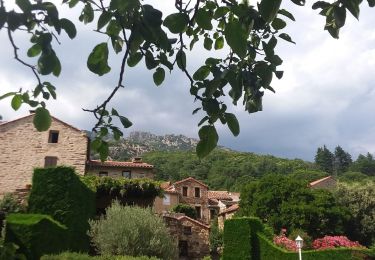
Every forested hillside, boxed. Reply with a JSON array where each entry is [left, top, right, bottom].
[[142, 150, 326, 191]]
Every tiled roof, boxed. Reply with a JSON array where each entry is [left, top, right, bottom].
[[163, 214, 210, 229], [172, 177, 208, 188], [208, 198, 219, 205], [208, 191, 233, 200], [160, 181, 172, 189], [219, 204, 239, 215], [309, 176, 333, 187], [88, 160, 154, 169]]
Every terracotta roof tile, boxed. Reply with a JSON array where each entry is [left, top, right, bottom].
[[208, 191, 233, 200], [88, 160, 154, 169], [309, 176, 333, 187], [172, 177, 208, 188], [160, 181, 171, 189]]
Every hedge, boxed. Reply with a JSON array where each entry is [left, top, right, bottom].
[[28, 167, 96, 252], [41, 252, 159, 260], [223, 217, 372, 260], [4, 213, 68, 260]]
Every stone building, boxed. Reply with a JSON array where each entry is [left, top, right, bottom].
[[163, 213, 210, 259], [309, 175, 336, 190], [86, 157, 154, 179], [0, 113, 88, 195], [218, 204, 239, 230]]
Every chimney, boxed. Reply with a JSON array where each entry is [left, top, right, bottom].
[[132, 157, 143, 163]]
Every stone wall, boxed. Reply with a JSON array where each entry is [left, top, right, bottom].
[[174, 180, 210, 224], [0, 115, 88, 195], [86, 166, 154, 179], [153, 191, 179, 213], [163, 214, 210, 259]]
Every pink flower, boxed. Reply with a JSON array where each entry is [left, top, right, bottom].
[[312, 236, 364, 250]]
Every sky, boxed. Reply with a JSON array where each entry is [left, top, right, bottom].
[[1, 1, 375, 161]]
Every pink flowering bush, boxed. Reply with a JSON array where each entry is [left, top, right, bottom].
[[312, 236, 365, 250], [273, 229, 297, 251]]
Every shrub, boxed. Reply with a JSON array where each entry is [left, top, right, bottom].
[[28, 167, 95, 252], [172, 204, 197, 219], [273, 230, 297, 252], [4, 214, 68, 260], [0, 193, 25, 214], [41, 252, 159, 259], [312, 236, 364, 250], [210, 218, 223, 254], [88, 201, 177, 260], [288, 229, 313, 249]]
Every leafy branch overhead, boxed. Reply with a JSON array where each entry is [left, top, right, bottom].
[[0, 0, 373, 159]]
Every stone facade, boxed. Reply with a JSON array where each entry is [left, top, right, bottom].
[[0, 114, 88, 195], [86, 158, 154, 179], [153, 190, 179, 213], [163, 213, 210, 259], [218, 204, 239, 230]]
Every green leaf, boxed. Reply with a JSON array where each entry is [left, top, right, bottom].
[[33, 107, 51, 131], [278, 9, 295, 21], [225, 113, 240, 136], [176, 50, 186, 70], [213, 6, 229, 19], [368, 0, 375, 7], [225, 19, 248, 58], [119, 116, 133, 128], [343, 0, 360, 19], [27, 44, 42, 57], [290, 0, 305, 6], [0, 92, 16, 100], [279, 33, 296, 44], [111, 36, 124, 53], [127, 52, 143, 67], [334, 6, 346, 28], [145, 52, 159, 70], [52, 56, 61, 77], [259, 0, 282, 23], [44, 82, 57, 99], [11, 95, 22, 111], [97, 11, 112, 30], [37, 52, 58, 75], [16, 0, 32, 12], [163, 13, 189, 34], [0, 7, 6, 30], [312, 1, 331, 10], [87, 42, 111, 76], [79, 3, 94, 24], [204, 37, 213, 50], [60, 18, 76, 39], [153, 67, 165, 86], [196, 125, 218, 158], [193, 66, 210, 81], [196, 9, 213, 30], [272, 18, 287, 30], [98, 141, 109, 162], [214, 37, 224, 50]]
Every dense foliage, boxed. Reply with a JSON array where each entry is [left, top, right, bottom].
[[89, 202, 177, 260], [172, 204, 197, 219], [238, 174, 350, 239], [334, 181, 375, 246], [28, 167, 95, 252], [4, 214, 68, 260], [0, 193, 25, 215], [41, 252, 159, 260], [143, 149, 320, 190], [209, 218, 223, 254]]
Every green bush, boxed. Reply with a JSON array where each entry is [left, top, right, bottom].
[[4, 214, 68, 260], [210, 218, 223, 254], [222, 218, 252, 260], [41, 252, 159, 260], [172, 203, 197, 219], [88, 201, 177, 260], [28, 167, 95, 252], [0, 193, 25, 214]]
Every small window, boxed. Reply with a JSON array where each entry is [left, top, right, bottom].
[[48, 130, 59, 143], [194, 187, 200, 198], [183, 226, 192, 235], [210, 209, 216, 219], [122, 171, 131, 178], [195, 206, 201, 219], [99, 171, 108, 177], [44, 156, 57, 167], [163, 194, 171, 205], [182, 186, 188, 197]]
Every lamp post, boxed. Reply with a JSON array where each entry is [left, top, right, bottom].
[[295, 235, 303, 260]]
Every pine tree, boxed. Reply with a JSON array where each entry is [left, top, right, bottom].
[[333, 146, 352, 174], [315, 145, 334, 173]]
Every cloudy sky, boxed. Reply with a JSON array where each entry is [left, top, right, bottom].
[[1, 1, 375, 161]]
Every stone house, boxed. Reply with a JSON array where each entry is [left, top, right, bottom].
[[0, 113, 88, 196], [309, 175, 336, 190], [163, 212, 210, 259], [218, 204, 239, 230], [86, 157, 154, 179], [0, 113, 155, 196]]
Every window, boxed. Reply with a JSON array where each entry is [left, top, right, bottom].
[[182, 186, 188, 197], [210, 209, 216, 219], [44, 156, 57, 167], [122, 171, 131, 178], [99, 171, 108, 177], [48, 130, 59, 143], [194, 187, 200, 198], [163, 194, 170, 205], [183, 226, 192, 235], [195, 206, 201, 219]]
